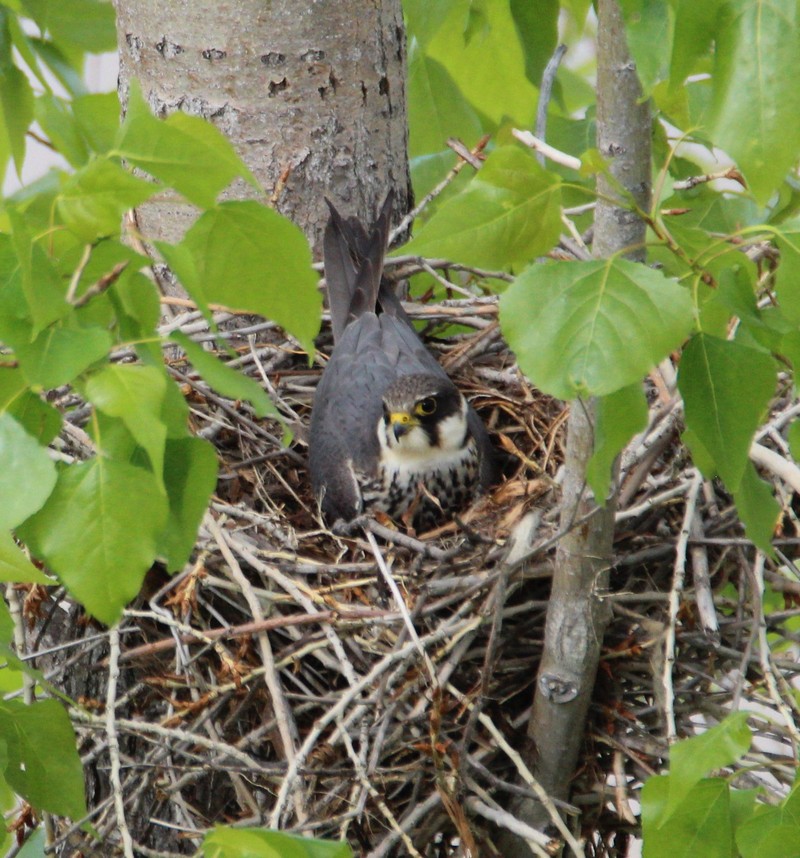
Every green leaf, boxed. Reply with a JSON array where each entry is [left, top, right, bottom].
[[57, 158, 157, 240], [0, 64, 34, 178], [18, 458, 168, 625], [0, 531, 49, 583], [158, 201, 321, 355], [0, 599, 12, 647], [425, 0, 538, 126], [510, 0, 559, 87], [16, 828, 45, 857], [407, 42, 483, 162], [403, 0, 456, 46], [0, 413, 56, 529], [709, 0, 800, 204], [788, 420, 800, 461], [170, 331, 276, 419], [0, 698, 87, 818], [662, 712, 751, 824], [73, 91, 120, 154], [586, 383, 648, 500], [678, 334, 775, 492], [0, 367, 61, 444], [733, 461, 780, 554], [202, 825, 353, 858], [668, 0, 723, 90], [737, 782, 800, 858], [500, 258, 694, 399], [116, 80, 257, 208], [642, 777, 734, 858], [159, 436, 218, 572], [84, 364, 168, 478], [14, 322, 112, 388], [403, 146, 561, 269], [34, 93, 89, 168], [773, 218, 800, 324], [20, 0, 117, 52], [619, 0, 674, 94], [3, 210, 69, 335]]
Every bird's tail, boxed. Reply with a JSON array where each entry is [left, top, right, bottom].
[[323, 191, 394, 342]]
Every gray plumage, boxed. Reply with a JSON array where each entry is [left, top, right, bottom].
[[309, 193, 496, 527]]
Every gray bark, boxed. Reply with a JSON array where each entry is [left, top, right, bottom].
[[113, 0, 411, 251], [506, 0, 651, 850]]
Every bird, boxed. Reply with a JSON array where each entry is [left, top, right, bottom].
[[308, 192, 496, 531]]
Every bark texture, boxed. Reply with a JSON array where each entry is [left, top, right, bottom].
[[113, 0, 411, 251], [508, 0, 651, 848]]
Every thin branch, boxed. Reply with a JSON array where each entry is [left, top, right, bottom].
[[106, 626, 135, 858], [664, 471, 703, 741]]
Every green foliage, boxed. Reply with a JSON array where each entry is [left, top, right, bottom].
[[202, 826, 353, 858], [0, 698, 87, 819], [642, 715, 800, 858], [500, 258, 694, 399], [403, 145, 562, 269], [0, 0, 321, 634]]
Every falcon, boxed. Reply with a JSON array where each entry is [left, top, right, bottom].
[[309, 192, 496, 530]]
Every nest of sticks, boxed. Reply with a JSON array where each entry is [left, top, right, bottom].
[[15, 259, 800, 857]]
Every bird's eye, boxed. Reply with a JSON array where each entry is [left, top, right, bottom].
[[416, 397, 437, 416]]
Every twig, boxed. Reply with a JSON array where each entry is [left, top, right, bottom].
[[465, 797, 554, 856], [664, 471, 703, 741], [750, 442, 800, 494], [689, 501, 720, 642], [512, 129, 582, 171], [751, 552, 800, 752], [73, 261, 130, 308], [389, 134, 491, 243], [446, 684, 585, 857], [106, 626, 135, 858], [365, 529, 437, 684], [207, 514, 301, 766], [534, 44, 568, 163]]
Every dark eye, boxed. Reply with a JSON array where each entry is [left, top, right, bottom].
[[416, 397, 437, 416]]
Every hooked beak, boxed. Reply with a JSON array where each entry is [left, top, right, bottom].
[[389, 411, 419, 442]]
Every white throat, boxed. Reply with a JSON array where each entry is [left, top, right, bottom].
[[376, 405, 469, 472]]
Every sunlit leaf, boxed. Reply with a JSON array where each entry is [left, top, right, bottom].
[[0, 531, 50, 583], [709, 0, 800, 203], [642, 777, 734, 857], [662, 712, 751, 824], [115, 80, 258, 208], [501, 258, 693, 399], [158, 201, 321, 354], [403, 146, 561, 269], [426, 0, 538, 126], [84, 364, 168, 478], [57, 158, 157, 240], [408, 42, 483, 160], [18, 457, 168, 625], [0, 412, 56, 529], [14, 322, 112, 388]]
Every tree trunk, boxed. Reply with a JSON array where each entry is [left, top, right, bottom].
[[113, 0, 411, 250], [506, 0, 651, 850]]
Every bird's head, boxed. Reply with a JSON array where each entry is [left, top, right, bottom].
[[377, 374, 469, 462]]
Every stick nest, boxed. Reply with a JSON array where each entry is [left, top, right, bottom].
[[19, 291, 800, 858]]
